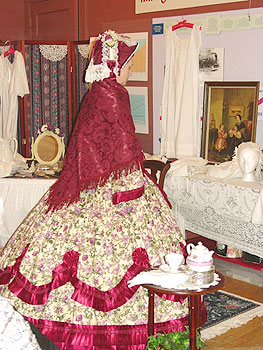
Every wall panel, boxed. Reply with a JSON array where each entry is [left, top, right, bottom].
[[0, 0, 26, 40], [26, 0, 78, 40]]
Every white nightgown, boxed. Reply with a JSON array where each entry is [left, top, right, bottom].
[[0, 51, 29, 139], [161, 25, 201, 158]]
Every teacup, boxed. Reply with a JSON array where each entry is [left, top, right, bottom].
[[165, 253, 183, 272]]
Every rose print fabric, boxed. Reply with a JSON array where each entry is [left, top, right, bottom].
[[0, 170, 188, 349]]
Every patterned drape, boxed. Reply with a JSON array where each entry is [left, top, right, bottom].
[[24, 44, 69, 156], [74, 44, 89, 113]]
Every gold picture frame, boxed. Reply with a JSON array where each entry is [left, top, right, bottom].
[[201, 81, 259, 164]]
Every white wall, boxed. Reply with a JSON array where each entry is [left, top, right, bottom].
[[153, 8, 263, 154]]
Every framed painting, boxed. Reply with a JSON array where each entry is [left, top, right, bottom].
[[201, 81, 259, 163]]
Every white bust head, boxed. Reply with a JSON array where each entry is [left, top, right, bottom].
[[236, 142, 262, 182]]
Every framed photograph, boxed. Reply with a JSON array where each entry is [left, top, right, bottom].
[[201, 81, 259, 163], [199, 48, 224, 82], [126, 86, 149, 134]]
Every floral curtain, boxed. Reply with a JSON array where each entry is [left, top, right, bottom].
[[24, 44, 69, 156], [74, 44, 89, 115]]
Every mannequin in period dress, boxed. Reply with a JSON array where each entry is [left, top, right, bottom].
[[0, 30, 188, 350]]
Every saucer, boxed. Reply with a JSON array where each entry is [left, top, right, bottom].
[[159, 264, 185, 274]]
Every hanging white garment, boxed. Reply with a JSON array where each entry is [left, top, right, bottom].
[[161, 25, 201, 158], [0, 51, 29, 139]]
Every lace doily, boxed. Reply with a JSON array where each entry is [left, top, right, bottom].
[[39, 45, 67, 62], [77, 44, 90, 58]]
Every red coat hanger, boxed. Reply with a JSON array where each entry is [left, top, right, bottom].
[[172, 19, 201, 31], [4, 46, 16, 57]]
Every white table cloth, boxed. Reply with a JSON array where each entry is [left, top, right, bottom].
[[0, 177, 56, 247], [164, 174, 263, 258]]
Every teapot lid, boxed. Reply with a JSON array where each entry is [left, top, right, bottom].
[[196, 242, 208, 250]]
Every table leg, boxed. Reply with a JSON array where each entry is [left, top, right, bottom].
[[189, 295, 202, 350], [148, 290, 155, 336]]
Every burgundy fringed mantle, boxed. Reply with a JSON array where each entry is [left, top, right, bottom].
[[47, 78, 144, 212]]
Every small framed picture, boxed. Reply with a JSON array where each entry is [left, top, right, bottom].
[[201, 81, 259, 163]]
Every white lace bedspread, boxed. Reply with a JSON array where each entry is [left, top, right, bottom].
[[164, 175, 263, 258]]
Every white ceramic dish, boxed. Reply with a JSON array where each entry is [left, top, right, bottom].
[[11, 164, 24, 175], [159, 264, 186, 274]]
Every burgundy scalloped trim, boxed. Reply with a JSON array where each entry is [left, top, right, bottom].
[[1, 247, 152, 311], [71, 248, 151, 310], [8, 250, 79, 305], [47, 154, 145, 213], [0, 244, 29, 284]]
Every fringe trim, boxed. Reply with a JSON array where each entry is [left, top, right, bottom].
[[47, 153, 145, 213], [201, 290, 263, 341]]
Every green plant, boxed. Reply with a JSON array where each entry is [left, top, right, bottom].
[[145, 326, 206, 350]]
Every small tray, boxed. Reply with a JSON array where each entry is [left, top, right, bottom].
[[154, 264, 218, 290]]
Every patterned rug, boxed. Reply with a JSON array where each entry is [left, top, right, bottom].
[[201, 290, 263, 340]]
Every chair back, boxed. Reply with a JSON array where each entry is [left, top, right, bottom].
[[143, 160, 170, 190]]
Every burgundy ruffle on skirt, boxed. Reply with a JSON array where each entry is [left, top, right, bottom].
[[0, 246, 190, 350]]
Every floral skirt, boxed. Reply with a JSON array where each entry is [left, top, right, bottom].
[[0, 170, 188, 350]]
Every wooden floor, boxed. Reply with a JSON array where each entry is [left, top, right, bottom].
[[204, 276, 263, 349]]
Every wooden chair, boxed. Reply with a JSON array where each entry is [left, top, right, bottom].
[[143, 160, 171, 190]]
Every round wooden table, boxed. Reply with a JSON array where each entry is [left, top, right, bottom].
[[142, 271, 225, 350]]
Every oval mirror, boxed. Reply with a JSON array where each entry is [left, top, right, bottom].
[[32, 130, 65, 166]]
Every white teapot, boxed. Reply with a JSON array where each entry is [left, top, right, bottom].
[[186, 242, 214, 263], [0, 138, 18, 163], [186, 242, 214, 272]]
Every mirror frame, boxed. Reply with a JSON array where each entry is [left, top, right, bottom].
[[31, 130, 65, 166]]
